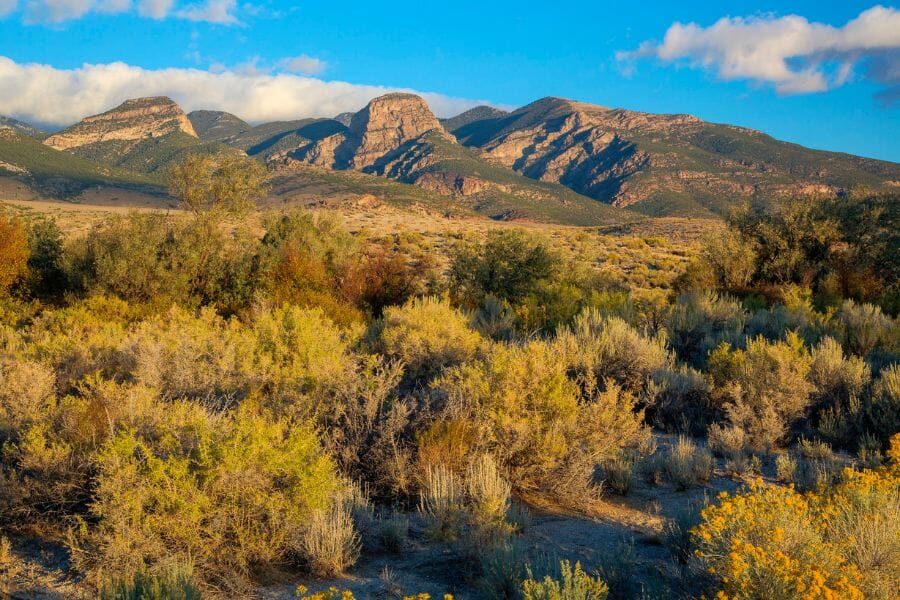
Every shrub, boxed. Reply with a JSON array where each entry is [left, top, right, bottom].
[[373, 511, 409, 554], [832, 300, 893, 357], [650, 365, 712, 435], [680, 228, 756, 292], [666, 292, 745, 367], [432, 340, 649, 502], [376, 296, 482, 385], [708, 332, 814, 450], [99, 564, 202, 600], [419, 464, 465, 540], [449, 229, 560, 308], [824, 469, 900, 599], [809, 336, 870, 411], [26, 217, 67, 300], [0, 214, 29, 296], [522, 560, 609, 600], [74, 402, 339, 590], [662, 497, 706, 564], [599, 455, 634, 496], [665, 437, 714, 490], [692, 480, 864, 600], [706, 423, 748, 462], [121, 306, 253, 402], [257, 211, 362, 326], [555, 309, 670, 400], [775, 453, 798, 483], [295, 498, 362, 578], [465, 454, 511, 530], [249, 304, 353, 399], [865, 364, 900, 448]]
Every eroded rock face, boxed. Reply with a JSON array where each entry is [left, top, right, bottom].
[[44, 97, 197, 151], [275, 93, 446, 170], [477, 98, 699, 204]]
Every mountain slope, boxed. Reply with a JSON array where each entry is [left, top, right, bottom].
[[42, 97, 230, 177], [0, 128, 157, 196], [225, 119, 346, 160], [441, 105, 508, 135], [449, 97, 900, 217], [272, 94, 633, 225], [1, 116, 47, 139], [187, 110, 251, 142]]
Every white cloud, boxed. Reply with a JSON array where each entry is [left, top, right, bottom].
[[136, 0, 171, 18], [0, 56, 491, 127], [278, 55, 327, 75], [0, 0, 17, 16], [24, 0, 95, 22], [619, 5, 900, 98], [9, 0, 237, 22], [176, 0, 236, 25]]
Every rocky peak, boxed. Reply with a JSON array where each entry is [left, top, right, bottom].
[[344, 93, 445, 169], [273, 93, 447, 170], [44, 96, 197, 151]]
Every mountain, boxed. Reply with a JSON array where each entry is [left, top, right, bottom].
[[225, 119, 347, 160], [333, 112, 355, 127], [448, 97, 900, 218], [42, 97, 229, 177], [0, 127, 156, 196], [0, 116, 47, 139], [187, 110, 251, 142], [441, 105, 508, 134], [271, 93, 631, 225]]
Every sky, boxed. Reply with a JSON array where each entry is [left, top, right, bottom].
[[0, 1, 898, 162]]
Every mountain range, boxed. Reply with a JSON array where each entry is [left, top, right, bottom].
[[1, 93, 897, 225]]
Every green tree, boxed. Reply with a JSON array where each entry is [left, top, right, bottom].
[[168, 153, 268, 215], [449, 229, 560, 307]]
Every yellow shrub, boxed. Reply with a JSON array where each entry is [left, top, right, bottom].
[[75, 402, 340, 590], [693, 479, 868, 599], [377, 296, 482, 384]]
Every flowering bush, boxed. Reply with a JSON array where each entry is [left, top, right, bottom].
[[693, 460, 900, 600], [692, 480, 863, 599]]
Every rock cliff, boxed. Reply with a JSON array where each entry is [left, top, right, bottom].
[[45, 97, 197, 151], [277, 93, 446, 170]]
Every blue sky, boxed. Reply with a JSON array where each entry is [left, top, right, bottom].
[[0, 1, 898, 162]]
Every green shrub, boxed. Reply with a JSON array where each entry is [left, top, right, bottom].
[[26, 217, 67, 300], [865, 365, 900, 448], [706, 423, 748, 462], [449, 229, 560, 308], [666, 292, 745, 367], [708, 332, 814, 450], [99, 564, 202, 600], [665, 436, 714, 490], [651, 365, 712, 435], [599, 454, 634, 496], [74, 402, 339, 590], [375, 296, 482, 385], [433, 340, 648, 502], [295, 496, 362, 578], [810, 337, 871, 410], [522, 560, 609, 600], [832, 300, 894, 357], [555, 309, 670, 400]]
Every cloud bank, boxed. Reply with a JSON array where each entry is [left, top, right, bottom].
[[619, 5, 900, 103], [0, 56, 489, 127], [7, 0, 239, 24]]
